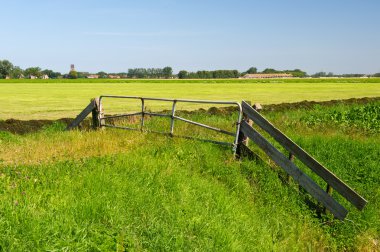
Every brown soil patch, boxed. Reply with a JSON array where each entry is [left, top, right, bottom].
[[0, 118, 72, 135], [1, 97, 378, 135], [262, 97, 380, 112]]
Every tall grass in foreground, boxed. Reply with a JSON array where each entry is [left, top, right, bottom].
[[0, 101, 379, 251], [0, 137, 331, 251]]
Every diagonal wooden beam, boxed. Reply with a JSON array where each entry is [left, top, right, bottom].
[[241, 101, 367, 210], [66, 100, 96, 131], [240, 121, 348, 220]]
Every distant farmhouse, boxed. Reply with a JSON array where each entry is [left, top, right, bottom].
[[87, 74, 99, 79], [241, 73, 293, 79], [86, 74, 123, 79]]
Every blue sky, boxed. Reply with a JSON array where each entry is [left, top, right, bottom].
[[1, 0, 380, 74]]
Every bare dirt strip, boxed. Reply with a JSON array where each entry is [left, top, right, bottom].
[[1, 97, 379, 135]]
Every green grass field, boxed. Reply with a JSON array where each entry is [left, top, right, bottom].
[[1, 100, 379, 251], [0, 78, 379, 119], [0, 79, 379, 250]]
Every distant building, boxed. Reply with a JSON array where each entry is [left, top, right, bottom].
[[5, 76, 10, 79], [30, 75, 37, 79], [87, 74, 99, 79], [70, 64, 75, 72], [241, 73, 293, 79], [42, 74, 49, 79], [108, 75, 121, 79]]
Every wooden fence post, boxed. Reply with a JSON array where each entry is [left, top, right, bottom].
[[236, 102, 262, 159], [236, 101, 250, 158], [91, 97, 103, 129]]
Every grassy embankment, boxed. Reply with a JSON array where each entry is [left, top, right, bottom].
[[0, 78, 379, 120], [0, 99, 379, 251]]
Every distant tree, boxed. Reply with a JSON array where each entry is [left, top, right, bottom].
[[97, 71, 108, 78], [232, 70, 240, 78], [77, 72, 89, 78], [327, 72, 334, 77], [312, 72, 327, 78], [128, 68, 147, 78], [128, 68, 174, 79], [262, 68, 278, 74], [212, 70, 240, 78], [246, 67, 257, 74], [285, 69, 307, 78], [51, 71, 61, 79], [24, 67, 42, 78], [10, 66, 24, 79], [162, 66, 173, 78], [373, 73, 380, 77], [341, 74, 365, 78], [178, 70, 188, 79], [196, 70, 213, 79], [68, 70, 78, 79], [0, 59, 14, 78]]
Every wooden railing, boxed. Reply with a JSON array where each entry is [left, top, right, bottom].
[[239, 101, 367, 220], [66, 98, 367, 219]]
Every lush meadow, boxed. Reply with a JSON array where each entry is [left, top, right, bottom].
[[0, 79, 379, 250], [0, 78, 379, 119], [0, 96, 379, 250]]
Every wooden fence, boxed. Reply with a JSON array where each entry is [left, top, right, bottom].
[[66, 97, 367, 220], [239, 101, 367, 220]]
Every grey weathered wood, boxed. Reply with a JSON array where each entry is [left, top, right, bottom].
[[240, 121, 348, 220], [91, 97, 103, 129], [236, 101, 252, 159], [66, 100, 96, 130], [92, 98, 99, 129], [287, 153, 295, 183], [241, 101, 367, 210], [174, 116, 235, 136], [102, 112, 142, 120]]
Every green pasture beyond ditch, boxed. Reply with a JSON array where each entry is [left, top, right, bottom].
[[0, 78, 379, 120], [0, 100, 379, 251]]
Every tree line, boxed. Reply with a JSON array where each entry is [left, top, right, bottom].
[[127, 67, 173, 79], [177, 68, 307, 79], [0, 60, 62, 79], [310, 72, 376, 78], [1, 59, 379, 79], [178, 70, 240, 79]]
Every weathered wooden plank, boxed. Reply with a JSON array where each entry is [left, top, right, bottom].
[[102, 112, 142, 120], [174, 116, 235, 136], [66, 100, 96, 130], [236, 101, 252, 159], [240, 121, 348, 220], [241, 101, 367, 210]]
